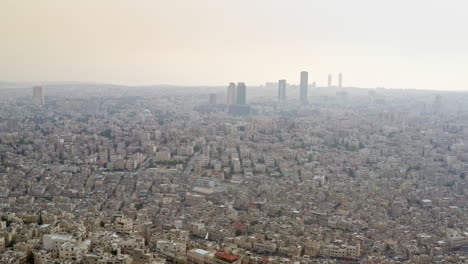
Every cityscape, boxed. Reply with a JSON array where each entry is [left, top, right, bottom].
[[0, 74, 467, 263], [1, 1, 468, 264]]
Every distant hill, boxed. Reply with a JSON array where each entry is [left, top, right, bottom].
[[0, 81, 131, 90]]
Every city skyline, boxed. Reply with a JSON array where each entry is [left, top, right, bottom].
[[1, 0, 468, 90], [1, 1, 468, 263], [1, 81, 467, 264]]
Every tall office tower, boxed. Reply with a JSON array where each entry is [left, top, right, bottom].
[[338, 73, 343, 88], [209, 93, 217, 105], [236, 82, 247, 105], [300, 71, 308, 104], [328, 74, 333, 88], [226, 82, 237, 105], [278, 79, 287, 102], [32, 86, 44, 105], [434, 94, 442, 113]]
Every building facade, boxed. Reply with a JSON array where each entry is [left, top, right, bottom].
[[278, 79, 286, 102], [226, 83, 237, 105], [236, 83, 246, 105], [300, 71, 308, 104]]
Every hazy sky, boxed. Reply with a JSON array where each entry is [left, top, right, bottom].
[[1, 0, 467, 90]]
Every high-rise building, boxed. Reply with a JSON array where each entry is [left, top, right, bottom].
[[33, 86, 44, 105], [300, 71, 308, 104], [338, 73, 343, 88], [236, 82, 247, 105], [226, 83, 237, 105], [209, 93, 217, 105], [278, 80, 287, 102], [328, 74, 333, 88]]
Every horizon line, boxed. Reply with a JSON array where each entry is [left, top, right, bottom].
[[0, 80, 466, 93]]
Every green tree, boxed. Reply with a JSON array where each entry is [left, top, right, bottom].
[[6, 239, 16, 248], [2, 216, 12, 227], [37, 212, 43, 225], [135, 203, 143, 211], [348, 145, 358, 152], [23, 219, 35, 225], [26, 252, 34, 264], [99, 129, 112, 139]]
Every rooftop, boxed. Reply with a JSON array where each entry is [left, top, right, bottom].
[[215, 252, 241, 262]]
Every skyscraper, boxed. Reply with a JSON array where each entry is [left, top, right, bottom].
[[300, 71, 308, 104], [226, 83, 237, 105], [209, 93, 217, 105], [328, 74, 332, 88], [338, 73, 343, 88], [278, 79, 287, 102], [33, 86, 44, 105], [236, 82, 247, 105]]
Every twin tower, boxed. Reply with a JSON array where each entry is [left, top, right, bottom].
[[226, 82, 246, 105]]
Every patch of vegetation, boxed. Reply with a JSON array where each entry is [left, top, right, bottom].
[[99, 129, 112, 139], [135, 203, 143, 211], [23, 219, 36, 225], [17, 139, 34, 145], [1, 216, 12, 227], [6, 239, 16, 248], [38, 213, 43, 225], [149, 159, 188, 166], [26, 252, 34, 264]]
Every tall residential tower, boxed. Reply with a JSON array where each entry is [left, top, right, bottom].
[[209, 93, 217, 104], [226, 83, 237, 105], [278, 79, 287, 102], [236, 82, 247, 105], [338, 73, 343, 88], [300, 71, 308, 104], [33, 86, 44, 105]]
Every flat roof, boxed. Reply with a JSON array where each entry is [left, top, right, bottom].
[[48, 234, 73, 240], [215, 252, 240, 262], [193, 249, 209, 255]]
